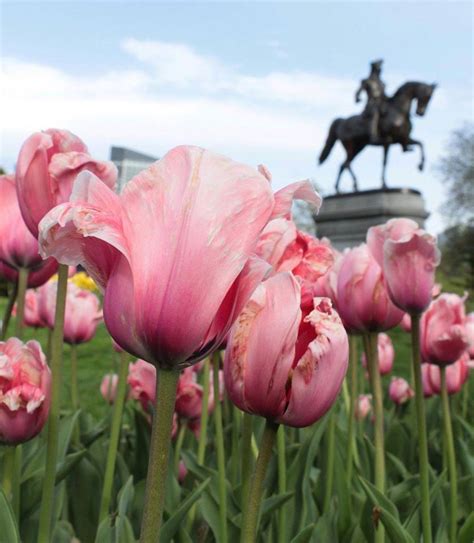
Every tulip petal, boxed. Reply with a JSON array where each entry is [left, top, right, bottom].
[[270, 180, 321, 220]]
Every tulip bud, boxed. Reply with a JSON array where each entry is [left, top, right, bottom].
[[466, 312, 474, 359], [100, 373, 119, 404], [361, 332, 394, 375], [337, 244, 404, 332], [420, 293, 469, 366], [0, 338, 51, 444], [225, 273, 348, 428], [355, 394, 372, 420], [425, 353, 469, 395], [389, 377, 414, 405], [127, 359, 156, 412]]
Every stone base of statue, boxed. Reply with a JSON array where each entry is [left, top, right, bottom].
[[314, 188, 429, 250]]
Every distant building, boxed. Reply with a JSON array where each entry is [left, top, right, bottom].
[[110, 146, 158, 193]]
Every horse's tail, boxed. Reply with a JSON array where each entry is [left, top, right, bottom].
[[319, 119, 341, 164]]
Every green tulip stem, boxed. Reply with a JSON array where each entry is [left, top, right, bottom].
[[213, 352, 228, 543], [240, 418, 278, 543], [197, 357, 211, 465], [37, 263, 69, 543], [139, 368, 180, 543], [98, 350, 129, 523], [346, 334, 359, 485], [241, 412, 253, 507], [2, 446, 14, 508], [230, 406, 241, 485], [366, 332, 385, 543], [440, 366, 457, 543], [1, 281, 18, 340], [277, 425, 287, 543], [70, 344, 79, 411], [14, 268, 29, 339], [410, 313, 433, 543], [323, 409, 336, 513]]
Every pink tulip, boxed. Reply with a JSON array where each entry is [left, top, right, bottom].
[[0, 174, 58, 286], [336, 244, 404, 333], [255, 218, 334, 308], [466, 312, 474, 359], [37, 280, 102, 344], [39, 145, 320, 370], [15, 129, 117, 238], [23, 289, 48, 328], [421, 364, 435, 398], [0, 338, 51, 444], [127, 359, 156, 412], [361, 332, 394, 375], [389, 377, 414, 405], [399, 313, 412, 333], [175, 368, 204, 420], [312, 241, 343, 306], [100, 373, 119, 404], [178, 460, 188, 483], [420, 293, 469, 366], [367, 218, 440, 313], [225, 272, 348, 427], [355, 394, 372, 420], [425, 353, 469, 395]]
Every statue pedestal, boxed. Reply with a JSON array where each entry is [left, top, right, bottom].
[[315, 188, 429, 250]]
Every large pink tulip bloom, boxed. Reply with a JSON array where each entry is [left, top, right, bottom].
[[0, 338, 51, 444], [361, 332, 394, 375], [389, 377, 414, 405], [16, 129, 117, 238], [367, 218, 440, 314], [420, 293, 469, 366], [0, 175, 58, 286], [225, 272, 348, 428], [336, 244, 404, 333], [425, 353, 469, 395], [39, 145, 320, 369], [255, 218, 333, 308], [466, 312, 474, 359]]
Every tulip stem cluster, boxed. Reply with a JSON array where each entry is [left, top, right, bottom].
[[37, 263, 69, 543], [440, 367, 458, 543], [213, 352, 228, 543], [410, 313, 433, 543], [14, 268, 28, 339], [197, 358, 211, 465], [70, 344, 79, 411], [240, 413, 253, 508], [98, 350, 130, 523], [240, 419, 279, 543], [365, 333, 386, 543], [323, 409, 336, 513], [139, 368, 180, 543], [0, 281, 17, 340], [277, 425, 287, 543]]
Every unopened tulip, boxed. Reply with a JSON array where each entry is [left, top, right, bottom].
[[466, 313, 474, 359], [399, 313, 412, 333], [0, 174, 58, 287], [421, 364, 435, 398], [367, 218, 440, 314], [23, 289, 47, 328], [225, 272, 348, 427], [420, 293, 469, 366], [355, 394, 372, 420], [100, 374, 119, 404], [361, 332, 394, 375], [178, 460, 188, 483], [425, 353, 469, 395], [255, 218, 333, 308], [336, 244, 404, 333], [175, 368, 204, 420], [39, 145, 321, 370], [16, 129, 117, 238], [389, 377, 414, 405], [0, 338, 51, 444], [38, 279, 102, 344], [127, 359, 156, 412]]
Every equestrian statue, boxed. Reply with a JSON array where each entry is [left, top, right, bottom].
[[318, 59, 437, 193]]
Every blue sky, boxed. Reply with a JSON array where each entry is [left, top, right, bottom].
[[1, 1, 472, 233]]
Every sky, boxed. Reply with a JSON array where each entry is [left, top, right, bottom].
[[1, 1, 472, 234]]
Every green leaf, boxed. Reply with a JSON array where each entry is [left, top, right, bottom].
[[260, 491, 294, 519], [0, 488, 20, 542], [160, 477, 210, 541], [290, 523, 316, 543], [117, 476, 135, 517], [459, 511, 474, 543], [358, 476, 415, 543]]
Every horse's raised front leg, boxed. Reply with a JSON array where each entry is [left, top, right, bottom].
[[382, 144, 390, 188], [407, 137, 425, 171]]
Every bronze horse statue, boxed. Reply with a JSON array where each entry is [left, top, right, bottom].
[[319, 81, 437, 192]]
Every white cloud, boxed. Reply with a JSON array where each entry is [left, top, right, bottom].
[[1, 38, 470, 235]]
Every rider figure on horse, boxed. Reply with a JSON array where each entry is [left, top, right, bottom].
[[355, 59, 387, 144]]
